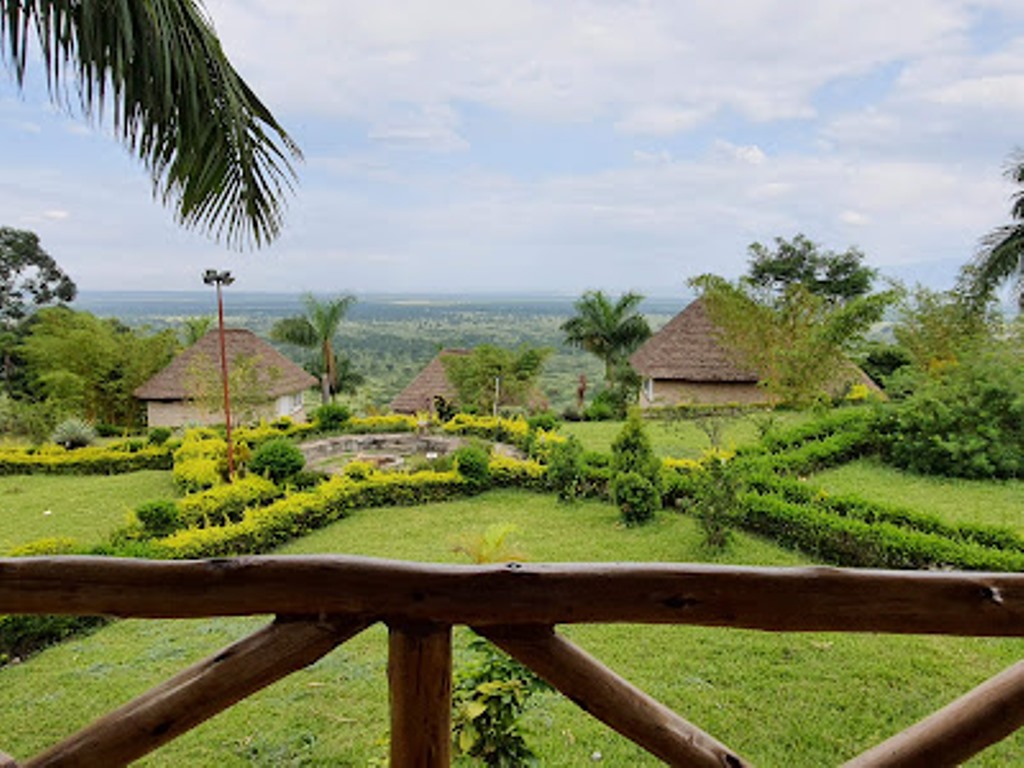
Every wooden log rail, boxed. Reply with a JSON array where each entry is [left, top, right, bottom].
[[0, 555, 1022, 766]]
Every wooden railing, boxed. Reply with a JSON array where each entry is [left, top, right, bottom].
[[1, 555, 1023, 767]]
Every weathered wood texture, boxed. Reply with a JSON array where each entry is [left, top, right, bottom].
[[2, 556, 1023, 635], [481, 625, 750, 768], [388, 622, 452, 768], [843, 660, 1024, 768], [23, 615, 367, 768]]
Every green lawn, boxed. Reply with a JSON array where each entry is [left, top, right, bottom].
[[1, 489, 1021, 766], [0, 471, 177, 553], [562, 410, 810, 458], [814, 458, 1024, 533]]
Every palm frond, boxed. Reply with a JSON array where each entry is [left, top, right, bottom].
[[2, 0, 301, 248]]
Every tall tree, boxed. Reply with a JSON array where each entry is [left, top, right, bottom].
[[960, 151, 1024, 313], [746, 233, 876, 303], [691, 274, 894, 407], [2, 0, 301, 247], [561, 291, 652, 384], [19, 307, 178, 425], [271, 293, 356, 404], [0, 227, 76, 391]]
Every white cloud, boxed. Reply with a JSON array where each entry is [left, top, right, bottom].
[[615, 106, 713, 136]]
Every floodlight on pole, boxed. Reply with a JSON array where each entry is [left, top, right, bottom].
[[203, 269, 235, 480]]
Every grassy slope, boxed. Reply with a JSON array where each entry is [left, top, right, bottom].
[[0, 471, 177, 553], [1, 490, 1020, 766], [814, 458, 1024, 533]]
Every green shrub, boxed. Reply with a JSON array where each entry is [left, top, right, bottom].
[[691, 458, 740, 551], [50, 417, 97, 449], [173, 457, 222, 492], [611, 410, 661, 492], [312, 403, 351, 431], [546, 436, 584, 502], [613, 471, 660, 526], [0, 615, 108, 667], [135, 500, 182, 537], [94, 423, 122, 438], [147, 426, 173, 446], [488, 455, 546, 490], [876, 347, 1024, 479], [343, 460, 375, 481], [454, 445, 491, 492], [248, 439, 306, 483], [177, 475, 282, 528], [526, 411, 559, 431], [452, 635, 550, 766], [7, 537, 81, 557], [0, 444, 173, 476]]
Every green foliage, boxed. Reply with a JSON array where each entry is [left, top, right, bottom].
[[157, 471, 465, 558], [19, 307, 178, 426], [177, 475, 282, 528], [488, 455, 546, 490], [612, 471, 660, 526], [610, 411, 661, 489], [442, 344, 551, 414], [0, 442, 173, 476], [745, 233, 877, 303], [561, 290, 651, 384], [0, 615, 107, 668], [452, 635, 550, 767], [959, 149, 1024, 313], [692, 275, 895, 407], [451, 523, 526, 564], [546, 435, 584, 502], [271, 293, 358, 404], [185, 351, 282, 426], [0, 227, 76, 330], [691, 457, 740, 551], [147, 426, 173, 446], [876, 337, 1024, 479], [134, 500, 182, 538], [1, 1, 301, 248], [454, 444, 492, 491], [891, 286, 993, 380], [311, 403, 351, 431], [442, 413, 532, 451], [50, 417, 96, 449], [248, 439, 306, 483]]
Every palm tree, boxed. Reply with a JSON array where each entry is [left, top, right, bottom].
[[962, 151, 1024, 313], [271, 293, 356, 404], [2, 1, 301, 248], [561, 290, 652, 383]]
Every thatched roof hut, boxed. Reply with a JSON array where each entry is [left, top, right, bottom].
[[389, 349, 468, 414]]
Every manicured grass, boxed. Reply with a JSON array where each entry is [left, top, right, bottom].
[[0, 471, 177, 553], [562, 411, 810, 458], [1, 489, 1021, 766], [814, 458, 1024, 533]]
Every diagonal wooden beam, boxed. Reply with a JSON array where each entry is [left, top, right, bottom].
[[23, 614, 369, 768], [843, 660, 1024, 768], [478, 624, 750, 768], [388, 621, 452, 768]]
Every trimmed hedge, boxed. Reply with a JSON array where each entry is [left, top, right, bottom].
[[176, 475, 283, 528], [737, 491, 1024, 571], [156, 471, 465, 558], [0, 443, 172, 476]]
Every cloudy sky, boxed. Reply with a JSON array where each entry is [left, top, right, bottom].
[[2, 0, 1024, 297]]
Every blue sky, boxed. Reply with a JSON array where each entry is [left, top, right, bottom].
[[2, 0, 1024, 298]]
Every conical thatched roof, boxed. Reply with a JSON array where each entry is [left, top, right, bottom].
[[390, 349, 468, 414], [629, 298, 758, 382], [134, 329, 316, 401]]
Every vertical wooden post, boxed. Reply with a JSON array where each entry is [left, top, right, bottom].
[[388, 621, 452, 768]]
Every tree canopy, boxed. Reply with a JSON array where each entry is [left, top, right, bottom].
[[0, 227, 76, 328], [746, 233, 877, 303], [271, 293, 357, 404], [691, 274, 894, 407], [442, 344, 551, 415], [2, 0, 301, 248], [560, 291, 651, 384]]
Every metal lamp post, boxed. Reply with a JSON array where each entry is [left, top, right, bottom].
[[203, 269, 235, 480]]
